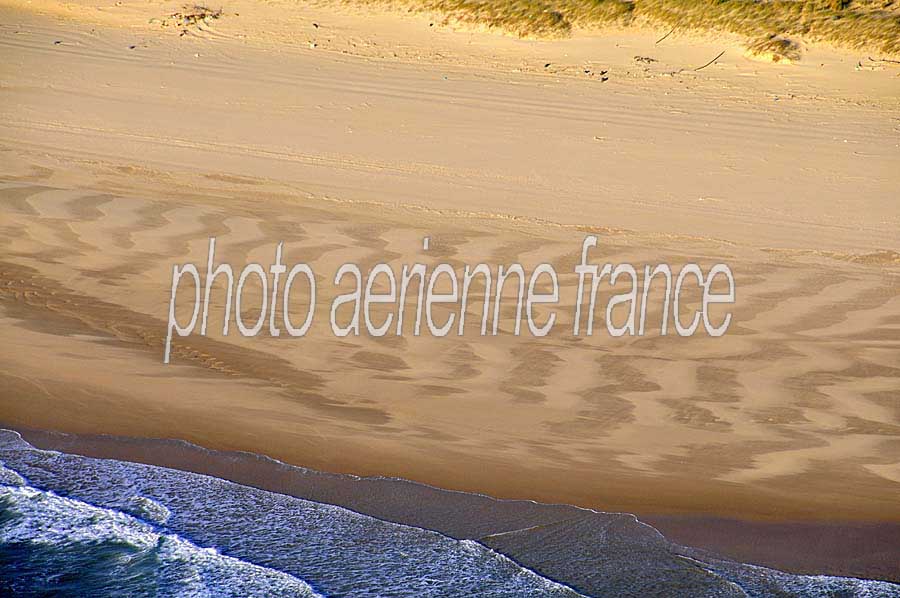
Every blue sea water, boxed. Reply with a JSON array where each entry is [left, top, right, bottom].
[[0, 430, 585, 597], [0, 429, 897, 598]]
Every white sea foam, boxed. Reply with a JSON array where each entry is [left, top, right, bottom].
[[0, 483, 324, 598], [0, 461, 26, 487], [126, 494, 172, 524], [0, 433, 588, 597]]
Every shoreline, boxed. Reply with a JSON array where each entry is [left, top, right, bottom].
[[14, 426, 900, 585]]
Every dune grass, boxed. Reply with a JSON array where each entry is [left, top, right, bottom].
[[350, 0, 900, 56], [745, 34, 803, 62]]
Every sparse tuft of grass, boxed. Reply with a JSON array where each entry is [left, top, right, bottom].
[[745, 34, 803, 62], [352, 0, 635, 37], [637, 0, 900, 56], [346, 0, 900, 57]]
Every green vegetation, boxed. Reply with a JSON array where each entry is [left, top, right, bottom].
[[745, 34, 803, 62], [352, 0, 900, 56]]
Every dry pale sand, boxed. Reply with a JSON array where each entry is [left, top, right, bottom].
[[0, 0, 899, 540]]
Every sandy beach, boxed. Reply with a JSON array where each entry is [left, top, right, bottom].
[[1, 0, 899, 590]]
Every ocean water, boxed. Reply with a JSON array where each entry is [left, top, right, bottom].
[[0, 429, 897, 598], [0, 430, 584, 597]]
